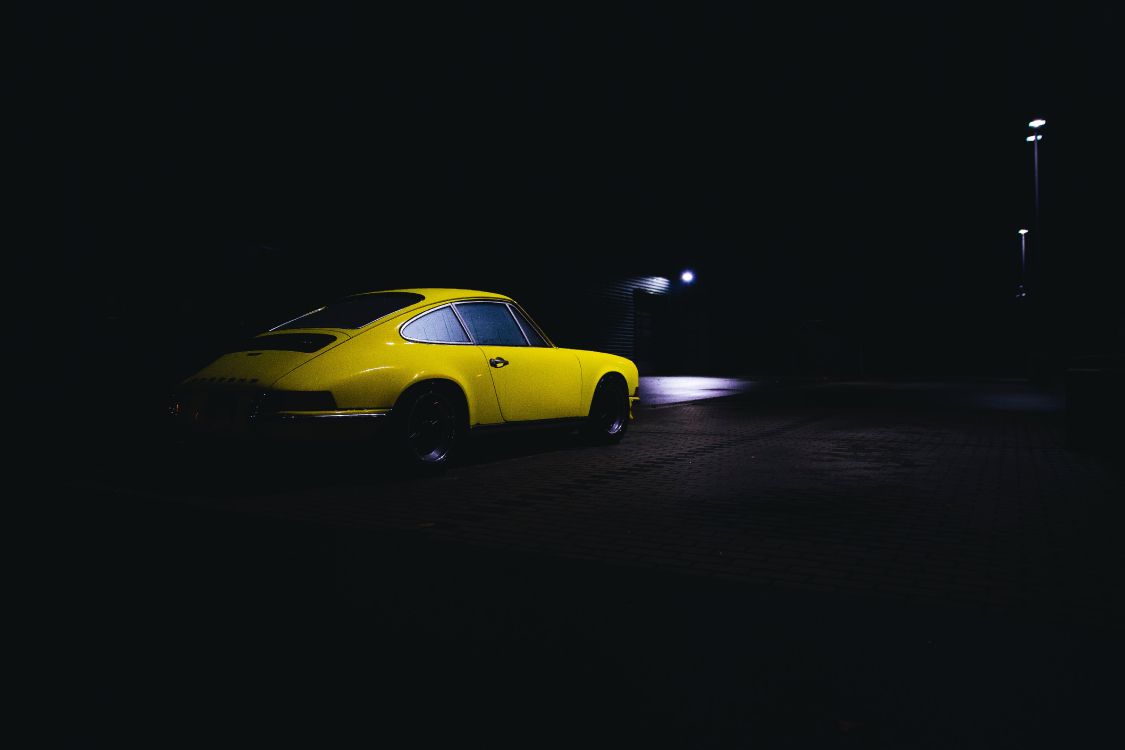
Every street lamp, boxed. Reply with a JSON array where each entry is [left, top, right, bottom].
[[1017, 229, 1028, 298], [1026, 118, 1045, 244]]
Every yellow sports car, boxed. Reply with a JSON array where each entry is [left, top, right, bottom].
[[171, 289, 640, 467]]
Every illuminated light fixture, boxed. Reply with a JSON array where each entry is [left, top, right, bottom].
[[1028, 118, 1047, 128], [1026, 134, 1043, 142], [680, 270, 695, 284], [1018, 228, 1028, 235]]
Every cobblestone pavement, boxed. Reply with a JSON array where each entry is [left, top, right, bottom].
[[87, 380, 1125, 628]]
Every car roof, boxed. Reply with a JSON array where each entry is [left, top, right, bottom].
[[352, 288, 514, 304]]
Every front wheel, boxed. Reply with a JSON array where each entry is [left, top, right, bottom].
[[394, 386, 461, 469], [583, 377, 629, 444]]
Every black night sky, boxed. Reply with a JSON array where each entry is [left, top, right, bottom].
[[45, 1, 1124, 383]]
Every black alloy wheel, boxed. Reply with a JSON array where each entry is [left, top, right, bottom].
[[585, 377, 629, 444], [401, 387, 459, 467]]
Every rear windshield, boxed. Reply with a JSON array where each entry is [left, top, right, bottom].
[[272, 292, 425, 330]]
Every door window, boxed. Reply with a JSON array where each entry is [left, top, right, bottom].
[[455, 302, 528, 346]]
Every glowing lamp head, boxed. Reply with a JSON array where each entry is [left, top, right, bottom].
[[1029, 118, 1047, 128], [1026, 134, 1043, 142], [680, 270, 695, 284], [1018, 229, 1028, 235]]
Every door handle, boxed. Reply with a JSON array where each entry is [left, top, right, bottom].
[[489, 357, 509, 368]]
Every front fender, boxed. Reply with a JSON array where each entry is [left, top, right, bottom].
[[566, 349, 641, 414]]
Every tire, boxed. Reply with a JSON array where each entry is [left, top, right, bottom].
[[583, 376, 629, 444], [394, 384, 462, 469]]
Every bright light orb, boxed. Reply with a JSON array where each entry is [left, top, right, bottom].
[[1026, 134, 1043, 142], [1018, 229, 1029, 235], [680, 270, 695, 284], [1029, 118, 1047, 128]]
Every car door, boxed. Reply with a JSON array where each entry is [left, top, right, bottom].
[[454, 301, 583, 422]]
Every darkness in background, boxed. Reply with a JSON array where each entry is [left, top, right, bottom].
[[38, 0, 1124, 386]]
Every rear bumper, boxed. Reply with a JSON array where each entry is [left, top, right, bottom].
[[170, 389, 391, 441], [253, 409, 391, 440]]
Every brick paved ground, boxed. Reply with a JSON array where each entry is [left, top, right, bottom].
[[83, 380, 1124, 627], [52, 381, 1125, 747]]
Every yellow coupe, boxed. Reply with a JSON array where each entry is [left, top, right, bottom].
[[171, 289, 640, 467]]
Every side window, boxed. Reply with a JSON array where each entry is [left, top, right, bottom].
[[401, 306, 470, 343], [508, 306, 550, 347], [455, 302, 528, 346]]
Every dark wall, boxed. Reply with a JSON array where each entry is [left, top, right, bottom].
[[41, 2, 1124, 391]]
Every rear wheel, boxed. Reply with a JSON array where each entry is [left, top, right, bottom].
[[395, 385, 462, 469], [583, 376, 629, 444]]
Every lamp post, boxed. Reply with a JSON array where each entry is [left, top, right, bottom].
[[1017, 229, 1028, 298], [1026, 118, 1046, 254], [1023, 120, 1049, 379]]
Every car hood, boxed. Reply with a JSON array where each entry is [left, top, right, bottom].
[[182, 329, 352, 389]]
